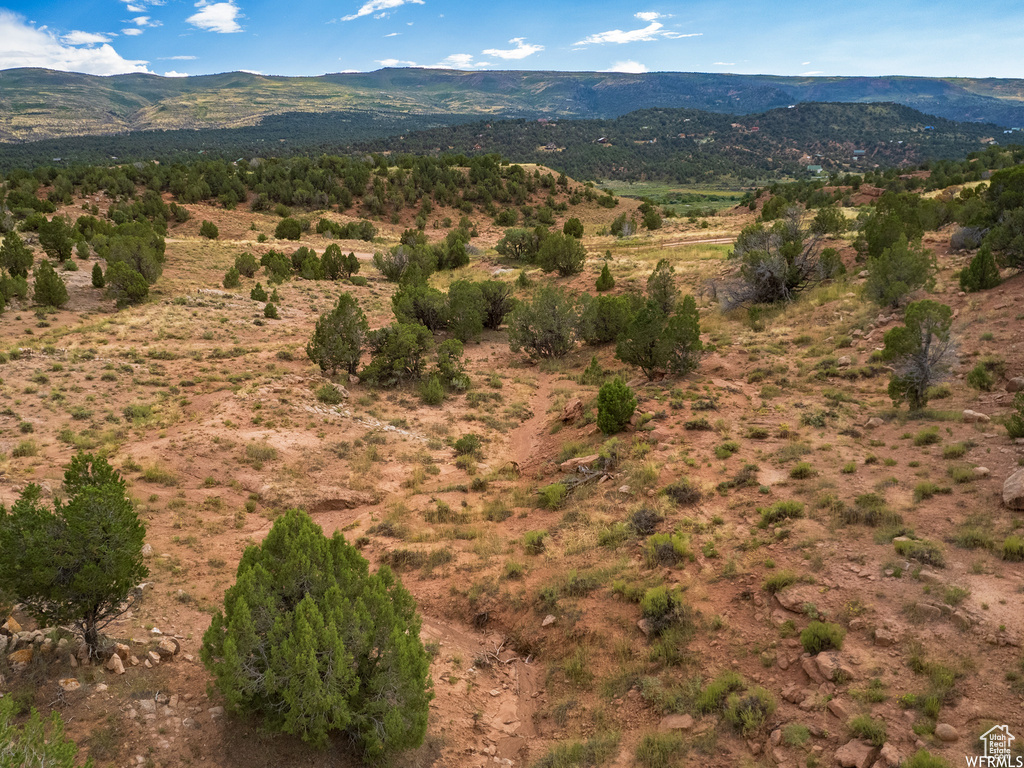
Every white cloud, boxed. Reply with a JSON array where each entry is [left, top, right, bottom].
[[126, 4, 144, 11], [162, 70, 188, 77], [62, 30, 113, 44], [342, 0, 424, 22], [384, 31, 399, 37], [801, 61, 810, 65], [0, 10, 150, 75], [800, 70, 822, 76], [238, 68, 263, 74], [187, 1, 242, 33], [575, 21, 699, 45], [429, 53, 487, 69], [122, 28, 144, 35], [713, 61, 735, 66], [635, 11, 669, 21], [602, 60, 647, 73], [482, 37, 543, 60], [377, 58, 417, 67], [131, 15, 161, 27], [160, 55, 197, 60]]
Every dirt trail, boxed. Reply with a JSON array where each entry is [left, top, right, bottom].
[[508, 374, 555, 469], [660, 236, 734, 246], [419, 615, 543, 766]]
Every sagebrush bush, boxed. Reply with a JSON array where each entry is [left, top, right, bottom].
[[800, 621, 846, 654], [758, 500, 804, 527]]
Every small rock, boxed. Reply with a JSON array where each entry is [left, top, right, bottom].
[[658, 714, 694, 732], [147, 651, 161, 665], [541, 615, 556, 628], [962, 409, 991, 423], [873, 628, 897, 647], [915, 602, 943, 621], [139, 699, 156, 714], [156, 638, 180, 658], [770, 728, 782, 746], [837, 356, 852, 367], [815, 651, 842, 682], [1008, 377, 1024, 393], [935, 723, 959, 742], [1004, 468, 1024, 511], [58, 678, 81, 693], [559, 454, 600, 472], [865, 417, 884, 429], [106, 654, 125, 674], [618, 485, 632, 495], [876, 742, 902, 768], [113, 642, 131, 660], [827, 698, 852, 721], [208, 706, 225, 720], [94, 683, 108, 693], [835, 739, 878, 768], [2, 617, 21, 635], [637, 619, 651, 637], [973, 466, 990, 478], [8, 648, 33, 666], [560, 398, 584, 422], [141, 544, 153, 557], [802, 655, 825, 684]]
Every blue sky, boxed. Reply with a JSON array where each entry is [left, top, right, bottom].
[[0, 0, 1021, 79]]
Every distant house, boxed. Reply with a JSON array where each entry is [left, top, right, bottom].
[[924, 126, 935, 130], [596, 137, 610, 145], [806, 165, 823, 173], [852, 149, 866, 156]]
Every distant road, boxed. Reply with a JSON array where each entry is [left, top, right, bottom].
[[660, 237, 734, 246]]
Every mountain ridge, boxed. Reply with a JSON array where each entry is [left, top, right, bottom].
[[3, 67, 1024, 144]]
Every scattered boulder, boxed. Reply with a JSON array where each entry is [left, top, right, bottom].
[[775, 585, 820, 613], [974, 467, 990, 479], [156, 638, 180, 658], [865, 417, 885, 429], [559, 454, 600, 472], [2, 617, 21, 635], [658, 714, 694, 732], [560, 398, 584, 422], [876, 743, 902, 768], [1004, 468, 1024, 511], [827, 698, 852, 721], [541, 615, 556, 628], [1007, 377, 1024, 393], [8, 648, 33, 666], [801, 655, 825, 684], [915, 602, 943, 621], [935, 723, 959, 742], [107, 654, 125, 674], [837, 356, 852, 367], [962, 409, 991, 423], [835, 739, 878, 768], [873, 628, 897, 647], [58, 678, 81, 693]]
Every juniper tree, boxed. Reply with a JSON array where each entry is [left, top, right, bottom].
[[0, 231, 34, 278], [865, 234, 935, 308], [881, 299, 956, 411], [958, 245, 1001, 292], [507, 285, 580, 358], [0, 453, 148, 655], [647, 259, 678, 315], [201, 509, 433, 759], [306, 292, 368, 376], [595, 262, 614, 292], [597, 378, 637, 435], [32, 260, 68, 308]]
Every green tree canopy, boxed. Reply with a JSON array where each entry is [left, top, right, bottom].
[[201, 508, 432, 759], [306, 292, 369, 376], [0, 453, 148, 654], [32, 260, 68, 308], [881, 299, 955, 411]]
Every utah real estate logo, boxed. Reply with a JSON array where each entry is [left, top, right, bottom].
[[966, 725, 1021, 767]]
